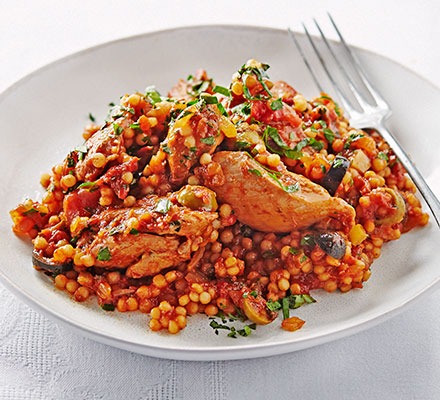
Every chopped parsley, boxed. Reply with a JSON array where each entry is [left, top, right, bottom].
[[248, 168, 262, 177], [267, 294, 316, 315], [289, 247, 299, 255], [189, 80, 211, 97], [263, 126, 324, 160], [213, 85, 231, 97], [162, 144, 171, 154], [239, 63, 272, 101], [344, 133, 364, 149], [270, 98, 284, 111], [200, 94, 218, 104], [332, 158, 345, 168], [23, 208, 38, 216], [77, 181, 97, 190], [113, 123, 123, 136], [70, 235, 79, 246], [209, 312, 256, 338], [282, 297, 290, 320], [74, 143, 88, 161], [216, 102, 228, 116], [109, 226, 123, 236], [236, 141, 251, 150], [97, 247, 111, 261], [67, 155, 76, 168], [100, 303, 115, 311], [300, 235, 315, 247], [377, 152, 389, 161], [231, 102, 251, 118], [170, 220, 181, 232], [145, 86, 162, 105], [129, 228, 139, 235], [200, 136, 215, 145], [266, 299, 281, 311], [289, 294, 316, 309], [88, 113, 96, 122], [323, 128, 335, 144], [129, 123, 143, 133]]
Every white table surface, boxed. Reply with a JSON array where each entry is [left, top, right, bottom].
[[1, 1, 439, 399]]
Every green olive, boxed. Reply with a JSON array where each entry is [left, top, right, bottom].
[[176, 185, 218, 211], [235, 129, 265, 148], [376, 188, 407, 225], [243, 296, 274, 325]]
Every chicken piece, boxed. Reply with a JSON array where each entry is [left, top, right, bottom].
[[80, 188, 219, 277], [89, 232, 191, 278], [168, 69, 213, 102], [207, 151, 355, 233], [87, 189, 218, 240], [164, 104, 224, 185], [63, 188, 101, 226], [74, 116, 135, 182], [270, 81, 297, 105]]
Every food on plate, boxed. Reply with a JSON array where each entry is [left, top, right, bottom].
[[10, 59, 428, 336]]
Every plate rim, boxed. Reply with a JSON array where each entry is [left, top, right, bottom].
[[1, 24, 440, 361]]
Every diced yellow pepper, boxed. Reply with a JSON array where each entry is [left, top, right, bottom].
[[349, 224, 368, 246], [219, 116, 237, 138]]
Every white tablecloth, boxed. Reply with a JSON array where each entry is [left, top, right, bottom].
[[1, 1, 439, 399]]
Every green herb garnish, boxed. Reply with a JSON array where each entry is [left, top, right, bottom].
[[113, 123, 123, 136], [231, 102, 251, 118], [378, 152, 389, 161], [248, 168, 263, 177], [145, 86, 162, 105], [266, 299, 281, 311], [170, 220, 181, 232], [323, 128, 335, 144], [270, 98, 284, 111], [213, 85, 230, 97], [282, 297, 290, 320], [344, 133, 364, 149], [23, 208, 38, 216], [200, 136, 215, 145], [97, 247, 111, 261], [239, 63, 272, 101], [101, 303, 115, 311], [129, 123, 143, 133], [88, 113, 95, 122], [301, 235, 315, 247], [162, 144, 171, 154]]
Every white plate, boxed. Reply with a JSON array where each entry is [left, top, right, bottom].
[[1, 25, 439, 361]]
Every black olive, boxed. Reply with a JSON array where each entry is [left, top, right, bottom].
[[32, 250, 71, 273], [321, 156, 350, 196], [315, 232, 346, 260]]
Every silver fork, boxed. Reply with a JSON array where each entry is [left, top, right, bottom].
[[288, 14, 440, 228]]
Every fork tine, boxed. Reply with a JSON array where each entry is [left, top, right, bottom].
[[313, 18, 372, 109], [327, 13, 388, 109], [300, 23, 356, 115], [287, 28, 324, 93]]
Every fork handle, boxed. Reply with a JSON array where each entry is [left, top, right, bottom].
[[375, 122, 440, 228]]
